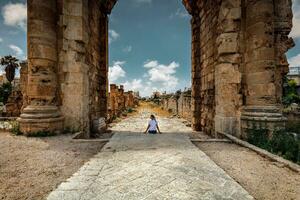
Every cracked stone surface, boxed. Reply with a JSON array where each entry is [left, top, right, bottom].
[[47, 111, 253, 200]]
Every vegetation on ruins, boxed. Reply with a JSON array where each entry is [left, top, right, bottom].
[[283, 77, 300, 106], [247, 128, 300, 164], [0, 55, 19, 83], [11, 121, 22, 136]]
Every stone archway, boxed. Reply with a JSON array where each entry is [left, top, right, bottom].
[[19, 0, 294, 138]]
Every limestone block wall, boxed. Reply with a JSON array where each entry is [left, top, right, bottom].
[[178, 92, 192, 121], [125, 91, 135, 108], [214, 0, 243, 137], [164, 97, 178, 114], [56, 0, 111, 136], [87, 0, 108, 125], [108, 84, 139, 121], [57, 0, 91, 136], [191, 0, 221, 135], [161, 91, 192, 121]]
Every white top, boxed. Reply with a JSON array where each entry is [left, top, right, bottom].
[[148, 119, 158, 131]]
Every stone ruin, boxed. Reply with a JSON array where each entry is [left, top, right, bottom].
[[108, 84, 139, 122], [160, 89, 192, 122], [19, 0, 294, 139]]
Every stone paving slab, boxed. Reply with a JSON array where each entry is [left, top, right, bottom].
[[47, 132, 253, 200]]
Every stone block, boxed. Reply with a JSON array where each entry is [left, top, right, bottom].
[[215, 115, 238, 136], [217, 33, 239, 55]]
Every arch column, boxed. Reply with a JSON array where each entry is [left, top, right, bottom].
[[183, 0, 202, 131], [18, 0, 63, 135], [215, 0, 242, 137], [240, 0, 291, 137], [191, 14, 202, 131]]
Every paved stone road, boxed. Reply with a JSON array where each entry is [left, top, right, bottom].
[[47, 110, 253, 200]]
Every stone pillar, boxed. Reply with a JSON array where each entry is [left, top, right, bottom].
[[119, 85, 125, 111], [215, 0, 242, 137], [183, 0, 201, 131], [241, 0, 287, 137], [110, 84, 117, 116], [191, 13, 202, 131], [18, 0, 63, 135], [99, 7, 109, 118]]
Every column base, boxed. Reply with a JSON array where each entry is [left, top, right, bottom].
[[17, 105, 64, 136], [241, 106, 286, 139], [215, 115, 239, 137]]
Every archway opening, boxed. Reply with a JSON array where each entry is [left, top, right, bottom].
[[107, 0, 193, 133]]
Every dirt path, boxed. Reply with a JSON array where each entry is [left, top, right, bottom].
[[195, 142, 300, 200], [0, 132, 105, 200]]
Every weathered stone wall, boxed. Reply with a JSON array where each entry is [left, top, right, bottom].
[[161, 90, 192, 121], [57, 0, 91, 136], [87, 0, 108, 131], [125, 91, 135, 108], [187, 0, 221, 135], [57, 0, 112, 136], [214, 0, 243, 137], [162, 97, 177, 114], [108, 84, 138, 121], [178, 92, 192, 121]]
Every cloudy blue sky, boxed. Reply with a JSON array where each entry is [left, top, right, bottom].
[[0, 0, 299, 97]]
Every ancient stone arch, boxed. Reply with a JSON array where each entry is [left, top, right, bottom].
[[19, 0, 294, 138]]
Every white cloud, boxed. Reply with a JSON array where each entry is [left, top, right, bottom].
[[108, 59, 181, 97], [0, 38, 3, 43], [109, 61, 126, 82], [169, 8, 190, 19], [144, 60, 179, 89], [290, 0, 300, 38], [9, 44, 23, 56], [122, 45, 132, 53], [144, 60, 158, 68], [2, 3, 27, 31], [109, 29, 120, 44], [288, 53, 300, 67], [122, 79, 143, 91]]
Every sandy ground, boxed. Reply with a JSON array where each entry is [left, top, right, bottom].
[[0, 132, 105, 200], [195, 141, 300, 200]]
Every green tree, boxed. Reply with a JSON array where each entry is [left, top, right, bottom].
[[0, 55, 19, 83], [283, 77, 300, 106]]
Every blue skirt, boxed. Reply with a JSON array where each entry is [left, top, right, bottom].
[[148, 130, 157, 134]]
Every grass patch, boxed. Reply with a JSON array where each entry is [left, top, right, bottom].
[[247, 128, 300, 164], [10, 121, 22, 135]]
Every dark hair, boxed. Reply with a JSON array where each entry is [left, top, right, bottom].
[[150, 114, 155, 119]]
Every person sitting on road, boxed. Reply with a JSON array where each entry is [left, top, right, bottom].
[[144, 114, 162, 134]]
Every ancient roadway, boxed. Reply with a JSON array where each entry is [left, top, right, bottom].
[[47, 108, 253, 200]]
